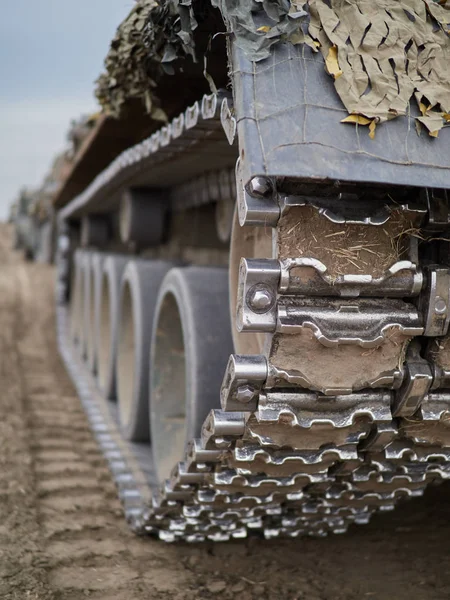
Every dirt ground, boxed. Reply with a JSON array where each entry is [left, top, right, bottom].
[[1, 224, 450, 600]]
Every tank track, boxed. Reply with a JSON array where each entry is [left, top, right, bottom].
[[57, 93, 450, 543]]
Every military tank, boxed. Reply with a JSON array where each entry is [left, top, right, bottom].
[[53, 0, 450, 542], [12, 187, 39, 260]]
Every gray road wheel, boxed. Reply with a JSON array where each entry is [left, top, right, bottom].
[[97, 254, 128, 399], [116, 260, 173, 442], [149, 266, 233, 484], [86, 252, 105, 374], [119, 188, 165, 247], [80, 251, 93, 359], [69, 249, 84, 344], [80, 214, 109, 247]]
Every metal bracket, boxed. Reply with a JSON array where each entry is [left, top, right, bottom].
[[236, 159, 279, 227], [419, 266, 450, 337], [422, 188, 450, 231], [237, 258, 279, 332], [220, 355, 268, 412]]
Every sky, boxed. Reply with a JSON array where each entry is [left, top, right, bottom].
[[0, 0, 133, 220]]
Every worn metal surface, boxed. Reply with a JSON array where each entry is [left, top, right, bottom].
[[233, 42, 450, 189]]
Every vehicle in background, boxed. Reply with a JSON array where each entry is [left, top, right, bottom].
[[11, 114, 101, 263], [12, 187, 38, 260]]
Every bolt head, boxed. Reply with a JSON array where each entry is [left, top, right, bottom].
[[247, 284, 275, 313], [248, 177, 272, 198], [236, 384, 256, 404], [435, 296, 447, 314]]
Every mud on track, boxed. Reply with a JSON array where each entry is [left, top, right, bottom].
[[1, 223, 450, 600]]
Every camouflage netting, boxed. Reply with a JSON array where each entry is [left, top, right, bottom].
[[95, 0, 306, 118], [217, 0, 450, 137], [96, 0, 450, 136], [307, 0, 450, 137], [210, 0, 308, 57], [96, 0, 161, 118], [95, 0, 201, 119]]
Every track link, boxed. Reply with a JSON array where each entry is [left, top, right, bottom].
[[57, 94, 450, 542]]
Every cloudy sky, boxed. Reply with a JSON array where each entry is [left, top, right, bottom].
[[0, 0, 133, 220]]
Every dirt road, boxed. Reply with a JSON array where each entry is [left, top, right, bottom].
[[1, 224, 450, 600]]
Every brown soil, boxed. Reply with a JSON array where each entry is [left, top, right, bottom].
[[1, 223, 450, 600], [269, 328, 408, 393], [277, 206, 416, 277]]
